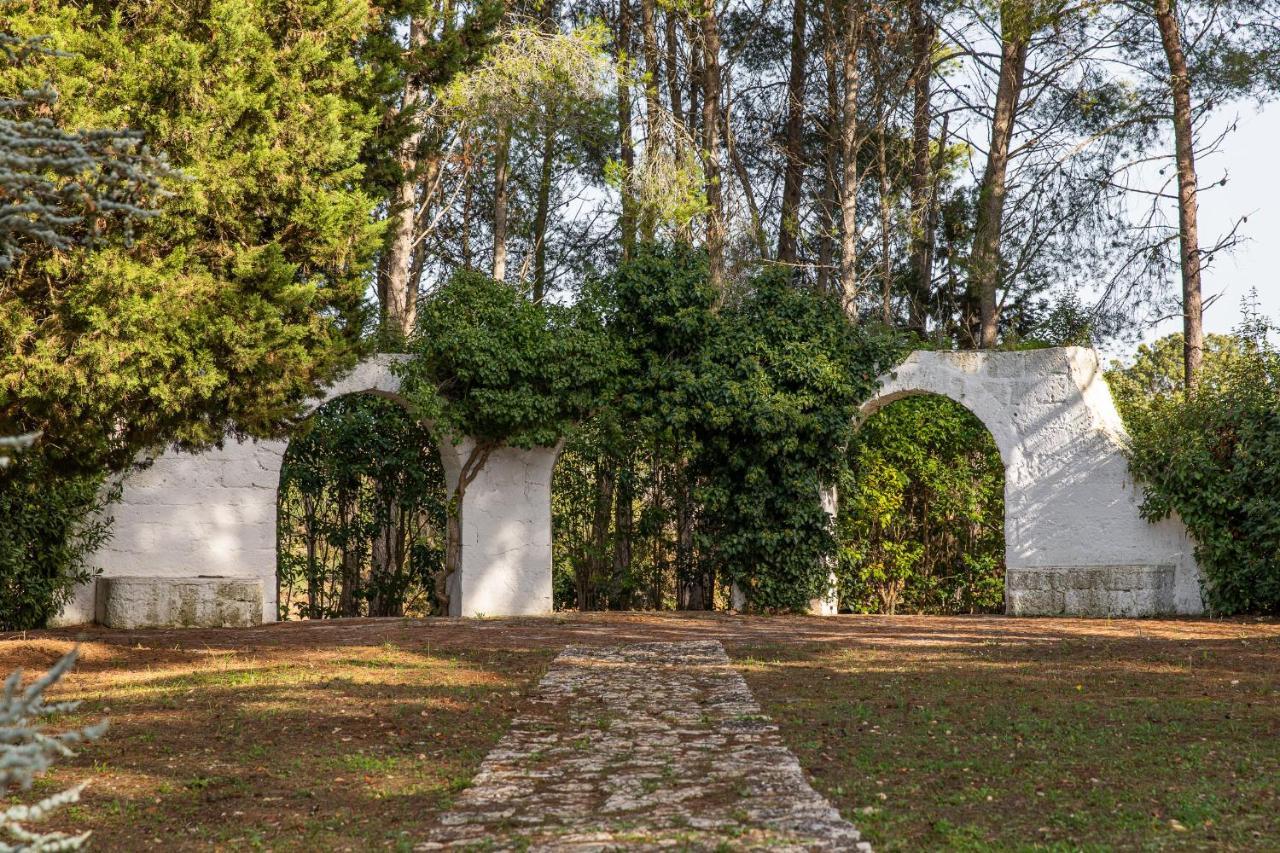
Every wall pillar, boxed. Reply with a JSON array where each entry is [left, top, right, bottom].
[[437, 437, 561, 618]]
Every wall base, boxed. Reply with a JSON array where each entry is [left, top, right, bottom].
[[1006, 565, 1176, 617]]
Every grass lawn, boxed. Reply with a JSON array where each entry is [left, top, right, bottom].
[[2, 613, 1278, 851]]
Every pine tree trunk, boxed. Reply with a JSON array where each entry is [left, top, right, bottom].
[[612, 454, 634, 606], [618, 0, 638, 258], [533, 111, 556, 302], [665, 10, 683, 123], [817, 0, 841, 295], [906, 0, 935, 334], [586, 461, 615, 611], [492, 122, 511, 281], [970, 2, 1028, 348], [699, 0, 725, 291], [1154, 0, 1204, 390], [839, 0, 865, 317], [641, 0, 662, 242], [777, 0, 807, 267]]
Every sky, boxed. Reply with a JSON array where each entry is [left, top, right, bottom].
[[1146, 103, 1280, 341]]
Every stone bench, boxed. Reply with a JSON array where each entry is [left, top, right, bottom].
[[98, 576, 263, 629]]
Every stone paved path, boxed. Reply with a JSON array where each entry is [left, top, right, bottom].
[[418, 641, 869, 851]]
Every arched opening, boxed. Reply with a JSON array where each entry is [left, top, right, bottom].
[[838, 393, 1006, 615], [275, 393, 448, 620], [551, 430, 690, 612]]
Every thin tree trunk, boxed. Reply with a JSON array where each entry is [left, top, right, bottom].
[[533, 110, 556, 301], [777, 0, 807, 267], [586, 461, 615, 611], [970, 2, 1028, 348], [1154, 0, 1204, 389], [380, 19, 429, 342], [339, 494, 361, 618], [618, 0, 638, 258], [817, 0, 841, 295], [612, 454, 634, 606], [492, 121, 511, 281], [906, 0, 935, 334], [839, 0, 865, 317], [698, 0, 725, 291], [879, 127, 892, 325], [641, 0, 662, 242]]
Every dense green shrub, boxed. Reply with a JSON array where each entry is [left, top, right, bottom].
[[1114, 329, 1280, 615], [692, 270, 901, 612], [0, 456, 112, 630], [838, 394, 1005, 614], [277, 394, 446, 619]]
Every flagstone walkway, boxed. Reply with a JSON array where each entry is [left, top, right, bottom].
[[417, 641, 869, 851]]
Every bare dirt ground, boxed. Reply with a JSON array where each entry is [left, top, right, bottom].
[[2, 612, 1277, 850]]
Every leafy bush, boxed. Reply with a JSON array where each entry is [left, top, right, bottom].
[[2, 649, 106, 851], [692, 269, 901, 612], [277, 394, 447, 619], [0, 454, 112, 631], [1116, 328, 1280, 615], [837, 394, 1005, 614]]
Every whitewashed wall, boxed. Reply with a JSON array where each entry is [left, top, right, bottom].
[[863, 348, 1203, 616]]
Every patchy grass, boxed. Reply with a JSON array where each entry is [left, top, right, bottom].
[[732, 617, 1280, 851], [3, 613, 1278, 850], [0, 622, 554, 850]]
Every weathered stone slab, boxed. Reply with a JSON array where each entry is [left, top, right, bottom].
[[1006, 565, 1175, 617], [98, 576, 263, 629], [419, 641, 870, 851]]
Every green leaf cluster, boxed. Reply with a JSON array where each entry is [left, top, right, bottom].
[[0, 455, 112, 631], [1115, 332, 1280, 615], [396, 269, 622, 449]]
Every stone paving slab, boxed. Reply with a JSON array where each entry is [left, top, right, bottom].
[[418, 641, 869, 851]]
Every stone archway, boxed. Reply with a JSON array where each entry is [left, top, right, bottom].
[[62, 355, 559, 627], [860, 347, 1203, 616]]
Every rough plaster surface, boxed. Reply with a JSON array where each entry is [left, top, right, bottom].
[[863, 347, 1203, 615], [419, 641, 869, 850], [60, 354, 559, 626]]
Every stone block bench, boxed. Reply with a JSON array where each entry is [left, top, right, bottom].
[[98, 576, 263, 629]]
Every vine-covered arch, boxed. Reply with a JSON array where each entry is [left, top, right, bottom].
[[860, 347, 1203, 616]]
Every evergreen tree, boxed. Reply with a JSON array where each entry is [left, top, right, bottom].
[[1, 1, 385, 474]]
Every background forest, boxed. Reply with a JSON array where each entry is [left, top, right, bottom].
[[1, 0, 1278, 627]]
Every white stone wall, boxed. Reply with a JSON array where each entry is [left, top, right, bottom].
[[863, 347, 1203, 615], [56, 354, 560, 626]]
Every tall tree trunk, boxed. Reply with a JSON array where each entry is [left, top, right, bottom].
[[532, 110, 556, 302], [339, 494, 361, 618], [380, 17, 428, 342], [665, 10, 683, 123], [777, 0, 808, 267], [906, 0, 935, 334], [970, 2, 1028, 348], [618, 0, 638, 258], [585, 461, 615, 611], [492, 121, 511, 281], [437, 444, 492, 615], [641, 0, 662, 242], [839, 0, 865, 317], [698, 0, 725, 291], [817, 0, 841, 295], [612, 454, 634, 606], [1154, 0, 1204, 389]]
